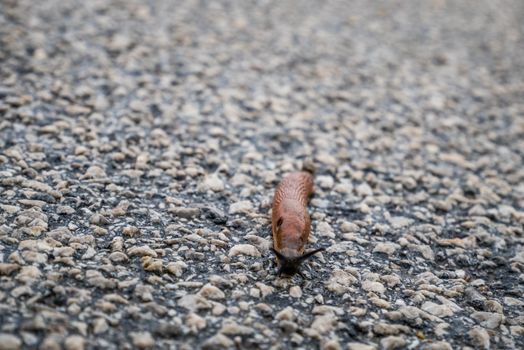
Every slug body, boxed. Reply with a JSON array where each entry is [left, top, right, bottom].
[[271, 170, 323, 276]]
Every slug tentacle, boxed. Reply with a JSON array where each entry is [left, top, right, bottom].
[[271, 167, 323, 277]]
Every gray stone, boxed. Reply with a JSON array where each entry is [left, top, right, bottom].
[[380, 336, 406, 350], [0, 334, 22, 350], [468, 326, 490, 349], [130, 332, 155, 349], [471, 312, 504, 329]]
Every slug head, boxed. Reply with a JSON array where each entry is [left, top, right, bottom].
[[271, 247, 325, 277]]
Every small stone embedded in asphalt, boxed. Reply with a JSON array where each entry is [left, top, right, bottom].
[[468, 326, 491, 349], [0, 0, 523, 349], [373, 242, 400, 255], [198, 283, 226, 300], [421, 301, 455, 318], [228, 244, 261, 257], [64, 335, 85, 350], [0, 334, 22, 350], [130, 332, 155, 349], [347, 343, 377, 350], [228, 200, 253, 214], [380, 336, 406, 350], [199, 174, 225, 193], [361, 280, 386, 295], [470, 311, 504, 329], [198, 205, 228, 225], [289, 285, 302, 298]]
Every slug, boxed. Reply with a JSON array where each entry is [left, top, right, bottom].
[[271, 166, 324, 277]]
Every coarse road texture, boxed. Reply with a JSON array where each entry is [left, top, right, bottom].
[[1, 0, 524, 349]]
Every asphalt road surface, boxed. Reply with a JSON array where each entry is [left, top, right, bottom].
[[1, 0, 523, 349]]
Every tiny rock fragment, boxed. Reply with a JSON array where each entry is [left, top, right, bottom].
[[468, 326, 490, 349], [122, 226, 140, 237], [128, 245, 158, 257], [64, 335, 85, 350], [228, 201, 253, 214], [200, 174, 225, 192], [0, 333, 22, 350], [82, 165, 107, 179], [289, 286, 302, 298], [202, 333, 234, 349], [130, 332, 155, 349], [0, 263, 20, 276], [380, 336, 406, 350], [198, 283, 226, 300], [228, 244, 260, 257], [361, 280, 385, 294]]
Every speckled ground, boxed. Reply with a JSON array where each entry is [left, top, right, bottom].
[[1, 0, 523, 349]]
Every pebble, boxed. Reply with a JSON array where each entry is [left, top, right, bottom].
[[0, 264, 20, 276], [347, 343, 377, 350], [92, 318, 109, 334], [504, 297, 524, 306], [130, 332, 155, 349], [122, 226, 140, 237], [380, 336, 406, 350], [380, 275, 401, 287], [82, 165, 106, 179], [398, 306, 422, 320], [16, 266, 42, 283], [317, 175, 334, 189], [200, 174, 225, 192], [306, 314, 338, 337], [326, 269, 357, 294], [202, 334, 234, 349], [340, 221, 359, 233], [166, 261, 187, 277], [321, 339, 341, 350], [361, 280, 385, 294], [468, 326, 490, 349], [64, 335, 85, 350], [275, 307, 296, 321], [177, 294, 212, 312], [40, 336, 61, 350], [0, 334, 22, 350], [186, 313, 207, 333], [142, 257, 163, 273], [57, 205, 75, 215], [89, 213, 109, 225], [220, 320, 254, 335], [198, 283, 226, 300], [423, 341, 452, 350], [289, 286, 302, 298], [109, 252, 128, 263], [317, 221, 336, 238], [421, 302, 454, 318], [388, 216, 413, 229], [465, 287, 486, 309], [169, 207, 200, 219], [470, 312, 504, 329], [127, 245, 157, 257], [373, 323, 409, 335], [228, 244, 261, 257], [228, 201, 253, 214], [373, 242, 400, 255], [484, 300, 503, 314], [356, 183, 373, 197]]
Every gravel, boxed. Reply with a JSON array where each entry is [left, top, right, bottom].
[[1, 0, 524, 349]]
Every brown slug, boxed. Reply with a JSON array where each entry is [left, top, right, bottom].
[[271, 165, 324, 277]]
